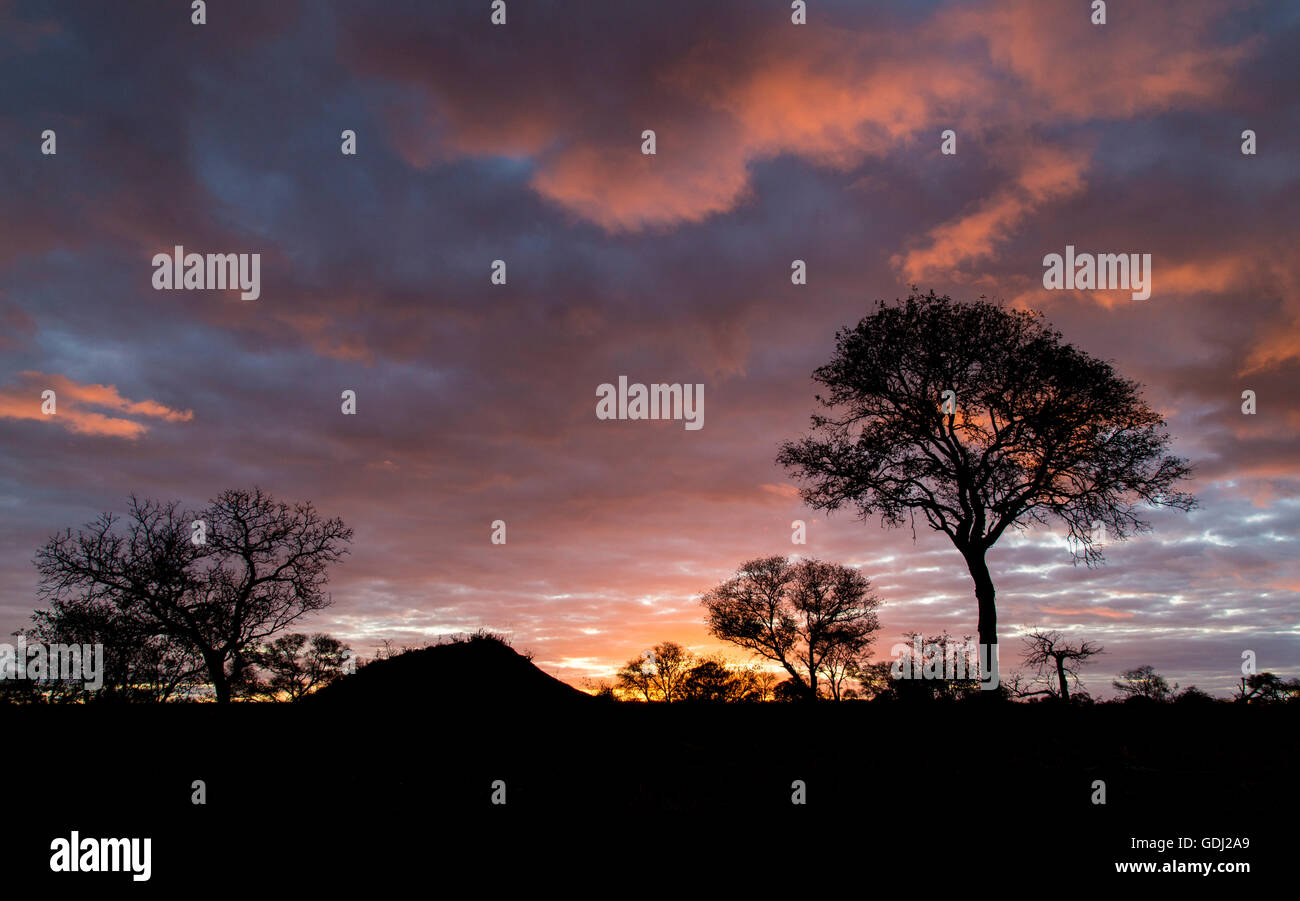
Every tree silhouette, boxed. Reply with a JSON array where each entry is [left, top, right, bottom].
[[615, 641, 696, 702], [1233, 672, 1300, 703], [887, 630, 981, 701], [250, 632, 353, 701], [700, 556, 882, 701], [777, 290, 1195, 681], [1112, 665, 1176, 701], [34, 488, 352, 703], [1173, 685, 1217, 705], [1020, 629, 1103, 702], [817, 641, 868, 701], [19, 596, 203, 702], [615, 654, 655, 701], [680, 659, 744, 702]]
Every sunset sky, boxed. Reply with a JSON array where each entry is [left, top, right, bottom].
[[2, 0, 1297, 698]]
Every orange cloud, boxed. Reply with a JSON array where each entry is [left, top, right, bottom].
[[895, 145, 1090, 283], [943, 0, 1254, 121], [0, 371, 193, 438], [376, 0, 1251, 234], [528, 24, 993, 231], [530, 139, 754, 233]]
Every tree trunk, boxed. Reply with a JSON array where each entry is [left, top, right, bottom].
[[203, 650, 230, 704], [777, 658, 815, 702], [1056, 656, 1070, 703], [964, 549, 998, 689]]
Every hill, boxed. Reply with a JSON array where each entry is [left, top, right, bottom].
[[307, 632, 593, 707]]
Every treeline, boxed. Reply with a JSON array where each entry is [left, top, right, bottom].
[[9, 486, 1294, 708], [0, 629, 355, 704], [597, 624, 1300, 705], [595, 648, 1300, 705]]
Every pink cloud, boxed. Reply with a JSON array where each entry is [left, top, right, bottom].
[[894, 144, 1091, 283], [0, 371, 193, 438]]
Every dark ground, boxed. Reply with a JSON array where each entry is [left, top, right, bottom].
[[3, 699, 1292, 888]]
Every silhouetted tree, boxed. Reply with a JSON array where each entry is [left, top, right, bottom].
[[1020, 630, 1103, 702], [678, 657, 770, 702], [1173, 685, 1217, 705], [886, 631, 981, 701], [1112, 665, 1176, 702], [615, 641, 696, 702], [747, 668, 780, 702], [580, 678, 618, 701], [700, 556, 882, 701], [818, 642, 868, 701], [777, 290, 1195, 682], [1002, 670, 1035, 700], [250, 632, 352, 700], [679, 659, 740, 702], [371, 639, 400, 663], [854, 661, 895, 701], [615, 654, 655, 701], [19, 597, 203, 702], [33, 488, 352, 703], [1233, 672, 1300, 704], [772, 678, 807, 702]]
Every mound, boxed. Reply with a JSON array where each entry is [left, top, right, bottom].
[[308, 634, 592, 707]]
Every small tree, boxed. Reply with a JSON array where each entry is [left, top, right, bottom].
[[251, 633, 352, 701], [818, 642, 868, 701], [1020, 630, 1103, 703], [677, 657, 772, 702], [615, 654, 655, 701], [854, 661, 896, 701], [1234, 672, 1300, 704], [1112, 665, 1176, 702], [679, 660, 740, 702], [580, 678, 618, 701], [1173, 685, 1216, 705], [615, 641, 696, 702], [700, 556, 882, 701], [887, 631, 982, 701]]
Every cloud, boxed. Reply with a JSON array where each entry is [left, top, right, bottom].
[[943, 0, 1254, 120], [344, 0, 1254, 234], [0, 372, 193, 438], [894, 144, 1091, 283]]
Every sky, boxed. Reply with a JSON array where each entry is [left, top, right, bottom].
[[1, 0, 1297, 698]]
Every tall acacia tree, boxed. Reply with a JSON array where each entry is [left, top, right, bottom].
[[777, 291, 1194, 682]]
